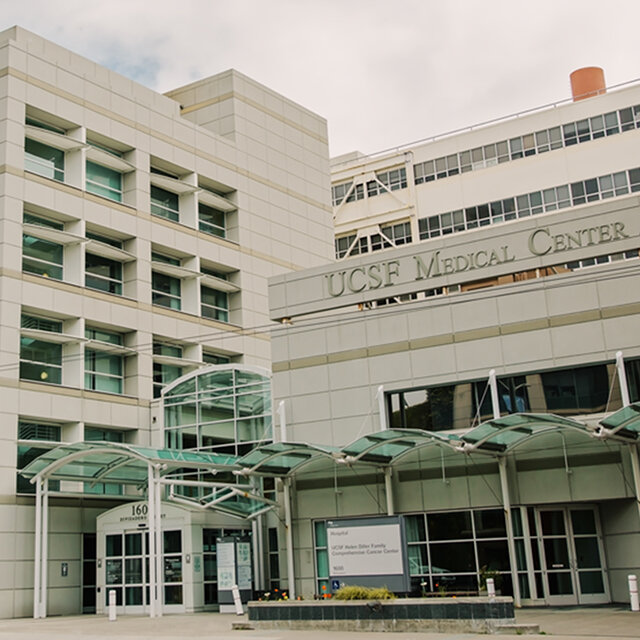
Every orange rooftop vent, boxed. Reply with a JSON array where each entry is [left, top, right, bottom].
[[570, 67, 606, 101]]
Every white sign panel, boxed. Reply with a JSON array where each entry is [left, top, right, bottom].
[[327, 523, 403, 577]]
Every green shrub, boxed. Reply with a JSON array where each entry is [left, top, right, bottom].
[[333, 585, 395, 600]]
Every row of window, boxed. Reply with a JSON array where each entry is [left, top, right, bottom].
[[331, 103, 640, 208], [414, 104, 640, 185], [387, 359, 640, 432], [332, 103, 640, 210], [418, 166, 640, 240], [19, 313, 230, 398], [331, 168, 407, 206], [335, 221, 413, 258], [22, 213, 234, 320], [24, 117, 233, 240]]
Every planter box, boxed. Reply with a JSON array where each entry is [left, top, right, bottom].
[[248, 596, 515, 633]]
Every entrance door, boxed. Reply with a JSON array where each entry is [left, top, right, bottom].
[[105, 530, 149, 613], [535, 507, 609, 605]]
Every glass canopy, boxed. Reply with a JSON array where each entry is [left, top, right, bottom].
[[598, 402, 640, 441], [20, 441, 239, 487], [459, 413, 591, 452]]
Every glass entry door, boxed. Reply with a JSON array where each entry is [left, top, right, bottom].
[[105, 530, 150, 613], [104, 529, 184, 613], [535, 507, 608, 605]]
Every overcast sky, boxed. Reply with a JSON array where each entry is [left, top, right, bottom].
[[2, 1, 640, 157]]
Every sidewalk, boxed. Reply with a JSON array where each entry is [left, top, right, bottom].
[[0, 606, 637, 640]]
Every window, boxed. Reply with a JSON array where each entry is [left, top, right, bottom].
[[152, 273, 181, 310], [24, 118, 66, 182], [84, 328, 124, 394], [380, 221, 412, 246], [331, 181, 364, 206], [85, 253, 123, 295], [541, 365, 609, 414], [335, 234, 356, 259], [387, 385, 455, 432], [203, 352, 230, 365], [268, 527, 280, 591], [152, 254, 182, 310], [405, 509, 511, 595], [201, 286, 229, 322], [86, 161, 122, 202], [154, 363, 183, 399], [367, 168, 407, 197], [153, 341, 184, 398], [151, 186, 179, 222], [17, 421, 61, 493], [20, 314, 63, 384], [198, 203, 225, 238], [22, 214, 64, 280]]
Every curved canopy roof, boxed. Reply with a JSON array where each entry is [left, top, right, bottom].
[[20, 442, 239, 487], [458, 413, 591, 453], [21, 410, 627, 491]]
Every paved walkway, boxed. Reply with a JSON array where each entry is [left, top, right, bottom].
[[0, 606, 637, 640]]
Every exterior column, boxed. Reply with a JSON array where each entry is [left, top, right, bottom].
[[282, 477, 296, 599], [498, 457, 521, 607], [384, 467, 394, 516], [147, 464, 156, 617], [278, 401, 287, 442], [41, 478, 49, 618], [33, 477, 42, 619], [378, 385, 387, 431]]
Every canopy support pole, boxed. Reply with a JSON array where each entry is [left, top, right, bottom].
[[489, 369, 500, 419], [384, 467, 394, 516], [41, 478, 49, 619], [33, 477, 42, 619], [147, 463, 157, 618], [616, 351, 631, 407], [154, 465, 163, 617], [283, 477, 296, 599], [498, 457, 521, 607]]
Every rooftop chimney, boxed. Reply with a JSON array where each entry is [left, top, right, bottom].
[[570, 67, 606, 101]]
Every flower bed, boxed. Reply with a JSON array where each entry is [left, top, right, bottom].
[[247, 596, 515, 633]]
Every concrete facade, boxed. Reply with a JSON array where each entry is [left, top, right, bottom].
[[0, 26, 333, 618], [268, 77, 640, 606]]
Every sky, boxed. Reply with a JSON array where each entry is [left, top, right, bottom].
[[2, 0, 640, 157]]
